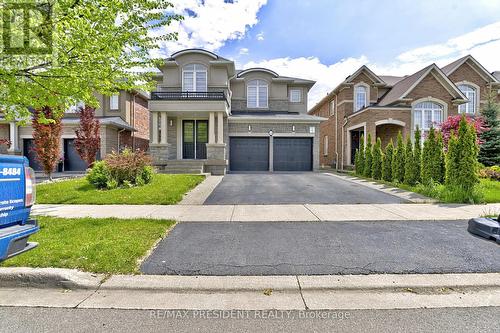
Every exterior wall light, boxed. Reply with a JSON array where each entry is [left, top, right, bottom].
[[169, 119, 173, 127], [248, 125, 252, 132], [292, 125, 296, 132], [269, 129, 274, 136]]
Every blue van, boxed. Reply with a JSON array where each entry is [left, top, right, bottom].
[[0, 155, 39, 262]]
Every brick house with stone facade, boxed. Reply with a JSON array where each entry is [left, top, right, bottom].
[[149, 49, 325, 175], [309, 55, 500, 169], [0, 90, 150, 172]]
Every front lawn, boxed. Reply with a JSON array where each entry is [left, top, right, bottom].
[[481, 178, 500, 203], [1, 216, 175, 274], [36, 174, 205, 205]]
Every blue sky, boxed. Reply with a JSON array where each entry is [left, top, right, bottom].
[[159, 0, 500, 105]]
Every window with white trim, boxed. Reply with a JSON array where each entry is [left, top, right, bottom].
[[323, 136, 329, 156], [458, 84, 477, 114], [354, 85, 368, 112], [110, 94, 119, 110], [182, 64, 207, 92], [247, 79, 268, 108], [67, 101, 85, 113], [413, 101, 443, 130], [329, 100, 335, 116], [290, 89, 301, 103]]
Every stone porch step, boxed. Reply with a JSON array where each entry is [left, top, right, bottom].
[[160, 168, 204, 174]]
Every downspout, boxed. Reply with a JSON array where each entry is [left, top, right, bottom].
[[131, 93, 136, 150], [334, 95, 339, 170]]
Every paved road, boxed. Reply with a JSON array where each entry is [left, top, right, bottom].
[[203, 173, 407, 205], [141, 220, 500, 275], [1, 306, 498, 333]]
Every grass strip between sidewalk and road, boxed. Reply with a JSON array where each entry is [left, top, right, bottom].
[[1, 216, 175, 274], [36, 174, 205, 205]]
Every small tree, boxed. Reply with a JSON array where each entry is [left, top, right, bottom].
[[392, 131, 405, 183], [440, 114, 485, 148], [382, 139, 394, 182], [456, 116, 480, 191], [75, 106, 101, 167], [363, 134, 373, 177], [371, 138, 383, 180], [403, 136, 414, 185], [445, 130, 459, 186], [422, 127, 436, 184], [32, 107, 62, 180], [478, 91, 500, 166], [355, 135, 365, 175], [412, 126, 422, 184], [435, 131, 445, 183]]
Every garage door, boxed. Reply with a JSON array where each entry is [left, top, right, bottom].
[[230, 137, 269, 171], [64, 139, 88, 171], [273, 137, 312, 171]]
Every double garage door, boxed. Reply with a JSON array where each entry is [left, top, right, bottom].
[[229, 137, 312, 172], [23, 138, 88, 172]]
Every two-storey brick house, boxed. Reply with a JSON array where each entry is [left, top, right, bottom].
[[309, 55, 500, 169], [149, 49, 325, 175], [0, 90, 150, 171]]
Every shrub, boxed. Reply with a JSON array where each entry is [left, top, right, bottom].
[[479, 166, 500, 181], [86, 160, 110, 189], [440, 114, 486, 148], [435, 131, 445, 183], [413, 126, 422, 184], [382, 139, 394, 182], [392, 131, 405, 183], [86, 148, 154, 190], [478, 91, 500, 166], [372, 138, 383, 180], [403, 135, 414, 185], [363, 134, 373, 177], [355, 135, 365, 175]]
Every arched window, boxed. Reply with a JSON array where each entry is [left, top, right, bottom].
[[458, 84, 477, 114], [354, 85, 368, 111], [413, 101, 443, 130], [247, 79, 268, 108], [182, 64, 207, 92]]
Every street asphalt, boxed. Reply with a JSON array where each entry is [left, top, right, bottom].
[[141, 220, 500, 275], [203, 173, 408, 205], [1, 306, 498, 333]]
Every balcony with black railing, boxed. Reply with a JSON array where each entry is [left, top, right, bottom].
[[150, 91, 228, 104]]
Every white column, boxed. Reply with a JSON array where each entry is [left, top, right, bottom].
[[8, 122, 18, 152], [217, 112, 224, 144], [160, 113, 168, 144], [208, 112, 215, 144], [151, 112, 158, 144]]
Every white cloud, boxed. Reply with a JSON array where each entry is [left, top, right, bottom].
[[239, 47, 249, 55], [151, 0, 267, 58], [244, 21, 500, 107], [256, 32, 265, 41]]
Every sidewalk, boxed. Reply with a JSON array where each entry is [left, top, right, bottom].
[[32, 203, 500, 222], [1, 268, 499, 310]]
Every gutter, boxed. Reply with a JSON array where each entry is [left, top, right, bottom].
[[341, 116, 348, 170]]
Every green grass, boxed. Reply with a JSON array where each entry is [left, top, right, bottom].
[[1, 216, 175, 274], [36, 174, 205, 205], [480, 178, 500, 203]]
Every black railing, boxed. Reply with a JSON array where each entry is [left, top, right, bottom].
[[151, 91, 228, 104]]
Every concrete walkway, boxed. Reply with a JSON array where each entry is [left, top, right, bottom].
[[32, 203, 500, 222]]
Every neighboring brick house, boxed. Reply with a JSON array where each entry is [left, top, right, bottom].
[[149, 49, 324, 175], [0, 90, 150, 171], [309, 55, 500, 169]]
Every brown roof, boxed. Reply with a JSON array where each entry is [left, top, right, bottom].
[[378, 64, 434, 106], [493, 71, 500, 81], [441, 55, 469, 75], [379, 75, 406, 86]]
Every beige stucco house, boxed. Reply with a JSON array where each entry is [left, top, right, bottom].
[[149, 49, 325, 175]]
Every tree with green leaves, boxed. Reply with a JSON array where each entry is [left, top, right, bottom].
[[382, 139, 394, 182], [435, 131, 445, 183], [403, 135, 415, 185], [0, 0, 182, 121], [456, 116, 480, 190], [411, 126, 422, 184], [478, 91, 500, 166], [392, 131, 405, 183], [422, 127, 436, 184], [371, 138, 383, 180], [355, 135, 365, 175], [445, 130, 460, 186], [363, 134, 373, 177]]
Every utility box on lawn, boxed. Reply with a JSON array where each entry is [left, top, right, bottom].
[[0, 155, 39, 262]]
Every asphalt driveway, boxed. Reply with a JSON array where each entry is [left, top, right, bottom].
[[141, 220, 500, 276], [204, 173, 407, 205]]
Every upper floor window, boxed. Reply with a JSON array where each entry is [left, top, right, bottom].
[[354, 85, 368, 112], [110, 94, 119, 110], [183, 64, 207, 92], [247, 79, 268, 108], [413, 101, 443, 130], [329, 100, 335, 116], [458, 84, 477, 114], [290, 89, 301, 103]]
